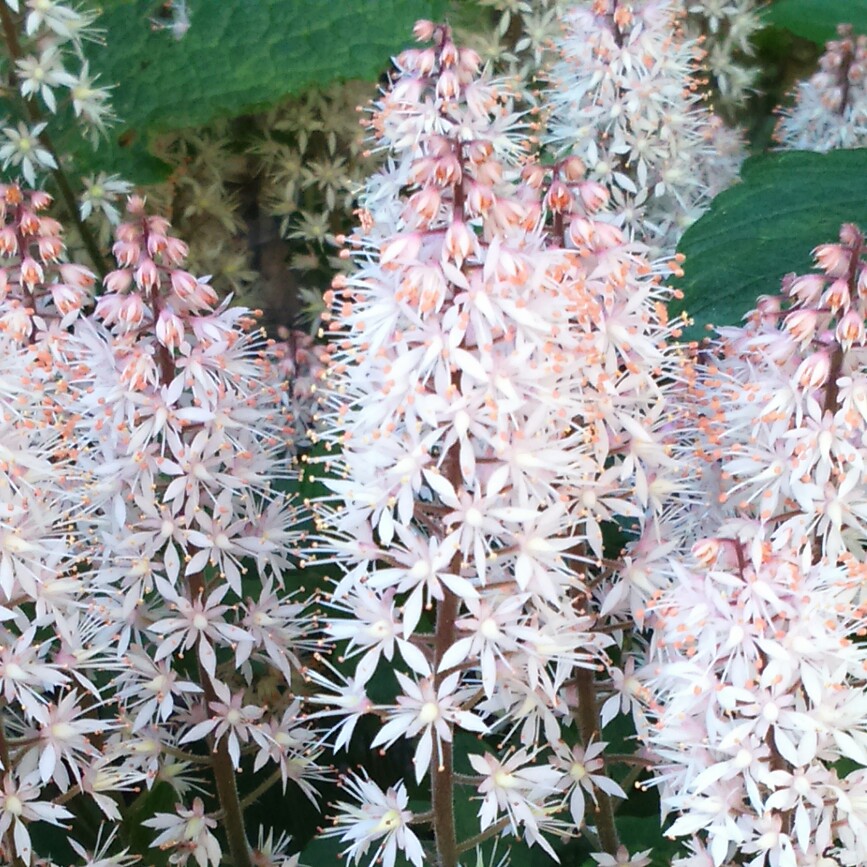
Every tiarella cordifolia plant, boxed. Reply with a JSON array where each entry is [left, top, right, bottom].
[[775, 25, 867, 153], [542, 0, 743, 258], [644, 224, 867, 866], [57, 197, 324, 867], [310, 19, 683, 867]]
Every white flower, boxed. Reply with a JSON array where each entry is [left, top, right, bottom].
[[0, 122, 56, 185], [323, 774, 424, 867]]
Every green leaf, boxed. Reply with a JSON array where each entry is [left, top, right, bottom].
[[674, 149, 867, 338], [762, 0, 867, 45], [90, 0, 447, 135]]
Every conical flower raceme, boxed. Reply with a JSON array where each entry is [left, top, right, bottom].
[[310, 19, 683, 865], [776, 25, 867, 153], [643, 224, 867, 866], [542, 0, 743, 257]]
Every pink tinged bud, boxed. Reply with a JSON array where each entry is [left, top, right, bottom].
[[436, 69, 460, 100], [120, 349, 158, 391], [162, 236, 189, 266], [755, 294, 782, 318], [19, 209, 39, 234], [692, 538, 721, 567], [380, 232, 422, 269], [466, 183, 493, 216], [113, 240, 141, 267], [836, 309, 865, 348], [59, 263, 95, 288], [413, 19, 435, 41], [170, 269, 198, 299], [568, 217, 595, 247], [95, 292, 124, 324], [147, 233, 168, 257], [784, 308, 818, 343], [118, 293, 146, 331], [545, 180, 573, 213], [443, 220, 475, 265], [193, 279, 218, 308], [135, 257, 159, 291], [439, 40, 458, 67], [126, 195, 147, 215], [38, 217, 63, 236], [103, 269, 133, 294], [561, 156, 586, 182], [458, 48, 481, 74], [0, 304, 32, 341], [858, 266, 867, 297], [37, 235, 63, 263], [465, 140, 493, 165], [787, 273, 825, 304], [521, 163, 545, 189], [593, 222, 625, 248], [795, 351, 831, 388], [433, 154, 461, 187], [0, 227, 18, 256], [29, 191, 51, 210], [50, 284, 84, 316], [813, 243, 850, 277], [822, 277, 850, 312], [116, 222, 139, 243], [578, 181, 609, 212], [20, 256, 43, 288], [407, 187, 441, 223], [156, 308, 185, 350], [840, 223, 863, 247]]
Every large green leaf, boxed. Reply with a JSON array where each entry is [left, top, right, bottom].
[[763, 0, 867, 45], [674, 149, 867, 338], [89, 0, 447, 133]]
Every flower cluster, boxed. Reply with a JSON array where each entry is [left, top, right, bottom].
[[645, 224, 867, 866], [0, 0, 115, 170], [683, 0, 763, 110], [542, 0, 743, 257], [312, 19, 681, 867], [775, 24, 867, 152]]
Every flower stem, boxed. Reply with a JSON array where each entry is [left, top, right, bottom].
[[575, 665, 620, 855], [187, 569, 253, 867]]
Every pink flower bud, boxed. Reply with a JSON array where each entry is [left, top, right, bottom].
[[443, 220, 475, 265], [20, 256, 43, 288], [561, 156, 587, 182], [50, 283, 85, 316], [103, 269, 133, 295], [578, 181, 609, 212], [787, 273, 825, 304], [162, 236, 189, 266], [118, 293, 146, 331], [38, 235, 63, 263], [0, 227, 18, 256], [134, 257, 159, 291], [795, 351, 831, 388], [380, 233, 422, 269], [821, 277, 850, 312], [813, 243, 850, 277], [784, 308, 818, 343], [19, 208, 39, 234], [120, 348, 158, 390], [156, 308, 185, 350], [436, 69, 460, 100], [113, 240, 141, 268], [545, 180, 573, 213], [413, 19, 435, 41], [59, 263, 96, 289], [836, 309, 865, 348], [691, 538, 721, 568]]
